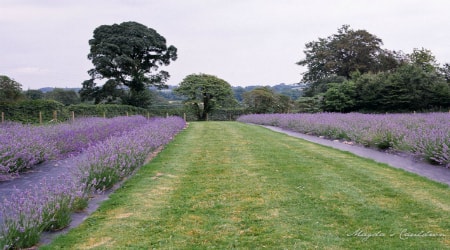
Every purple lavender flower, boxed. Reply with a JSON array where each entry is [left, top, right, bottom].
[[238, 112, 450, 167]]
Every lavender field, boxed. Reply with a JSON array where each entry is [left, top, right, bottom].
[[238, 113, 450, 167], [0, 116, 186, 249]]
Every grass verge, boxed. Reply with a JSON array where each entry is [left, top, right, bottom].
[[42, 122, 450, 249]]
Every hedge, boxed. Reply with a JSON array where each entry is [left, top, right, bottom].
[[0, 101, 150, 124]]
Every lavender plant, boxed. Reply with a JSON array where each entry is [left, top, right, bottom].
[[79, 116, 186, 191], [0, 116, 150, 180], [238, 112, 450, 167], [45, 115, 149, 157], [0, 173, 88, 249], [0, 188, 45, 249], [0, 123, 58, 180], [0, 116, 185, 249]]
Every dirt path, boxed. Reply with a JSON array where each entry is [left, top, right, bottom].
[[263, 125, 450, 187]]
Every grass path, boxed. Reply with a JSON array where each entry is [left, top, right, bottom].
[[43, 122, 449, 249]]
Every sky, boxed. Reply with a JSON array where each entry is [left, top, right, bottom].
[[1, 0, 449, 90]]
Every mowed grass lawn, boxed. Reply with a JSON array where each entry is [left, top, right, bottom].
[[43, 122, 449, 249]]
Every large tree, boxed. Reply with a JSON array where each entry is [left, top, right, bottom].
[[0, 75, 24, 103], [174, 74, 235, 121], [297, 25, 401, 83], [243, 87, 293, 114], [81, 21, 177, 107]]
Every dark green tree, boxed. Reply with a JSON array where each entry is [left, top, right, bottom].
[[243, 87, 277, 114], [174, 73, 235, 121], [242, 87, 292, 114], [297, 25, 401, 83], [0, 75, 24, 103], [439, 63, 450, 83], [296, 96, 322, 113], [322, 81, 357, 112], [302, 75, 347, 97], [355, 64, 450, 111], [81, 21, 177, 107]]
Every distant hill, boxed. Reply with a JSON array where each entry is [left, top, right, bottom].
[[38, 87, 81, 93], [36, 83, 306, 102]]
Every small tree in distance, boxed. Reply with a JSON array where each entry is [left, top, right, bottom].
[[174, 73, 235, 121]]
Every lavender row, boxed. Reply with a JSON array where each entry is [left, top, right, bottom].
[[0, 116, 149, 180], [0, 116, 186, 249], [237, 113, 450, 167], [78, 116, 186, 191]]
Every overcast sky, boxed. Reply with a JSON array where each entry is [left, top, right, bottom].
[[1, 0, 449, 90]]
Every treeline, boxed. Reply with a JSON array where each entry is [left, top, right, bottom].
[[297, 25, 450, 113]]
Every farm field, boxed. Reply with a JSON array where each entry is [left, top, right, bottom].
[[42, 122, 449, 249]]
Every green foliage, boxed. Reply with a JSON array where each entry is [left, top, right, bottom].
[[242, 87, 293, 114], [356, 64, 450, 112], [295, 96, 323, 113], [243, 87, 277, 114], [297, 25, 450, 112], [67, 104, 149, 118], [0, 75, 24, 103], [322, 81, 357, 112], [0, 99, 68, 123], [409, 47, 439, 72], [297, 25, 400, 83], [0, 101, 150, 123], [174, 73, 236, 120], [44, 88, 81, 105], [81, 21, 177, 107], [302, 75, 347, 97], [439, 63, 450, 83], [24, 89, 45, 100]]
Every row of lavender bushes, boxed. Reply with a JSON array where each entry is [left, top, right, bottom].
[[0, 116, 186, 249], [0, 116, 149, 181], [237, 113, 450, 167]]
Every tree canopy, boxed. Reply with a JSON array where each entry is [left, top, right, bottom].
[[80, 21, 177, 107], [0, 75, 24, 103], [297, 25, 402, 83], [296, 25, 450, 113], [174, 73, 235, 121], [243, 87, 292, 114]]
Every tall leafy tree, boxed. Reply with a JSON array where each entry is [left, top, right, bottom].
[[297, 25, 401, 83], [0, 75, 24, 103], [81, 21, 177, 107], [174, 74, 235, 121]]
